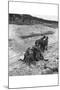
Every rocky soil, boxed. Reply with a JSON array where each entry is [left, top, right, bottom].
[[8, 24, 59, 76]]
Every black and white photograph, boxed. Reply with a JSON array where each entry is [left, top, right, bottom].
[[8, 1, 59, 88]]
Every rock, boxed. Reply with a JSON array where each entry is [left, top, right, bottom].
[[41, 68, 53, 74]]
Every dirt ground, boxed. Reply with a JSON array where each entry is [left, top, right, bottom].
[[8, 24, 59, 76]]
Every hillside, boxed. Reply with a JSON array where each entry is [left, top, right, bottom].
[[9, 14, 58, 28]]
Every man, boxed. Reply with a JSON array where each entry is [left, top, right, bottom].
[[23, 47, 35, 66], [32, 45, 44, 61], [35, 36, 48, 52]]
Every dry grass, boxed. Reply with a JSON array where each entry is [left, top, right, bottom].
[[8, 24, 58, 76]]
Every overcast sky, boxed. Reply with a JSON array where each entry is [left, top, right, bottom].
[[9, 2, 58, 21]]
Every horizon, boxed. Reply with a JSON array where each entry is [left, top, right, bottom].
[[9, 13, 58, 22], [9, 2, 58, 21]]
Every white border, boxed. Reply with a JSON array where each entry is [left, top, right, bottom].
[[9, 74, 58, 88], [0, 0, 60, 90]]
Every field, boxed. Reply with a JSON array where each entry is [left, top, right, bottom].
[[8, 23, 59, 76]]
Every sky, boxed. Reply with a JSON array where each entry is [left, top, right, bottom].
[[9, 2, 58, 21]]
